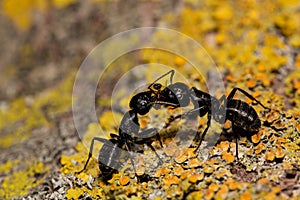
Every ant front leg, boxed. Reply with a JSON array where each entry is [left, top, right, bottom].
[[123, 140, 139, 176], [226, 87, 269, 109], [124, 128, 163, 182], [133, 128, 164, 164], [194, 112, 212, 153], [165, 106, 212, 153], [167, 106, 205, 123]]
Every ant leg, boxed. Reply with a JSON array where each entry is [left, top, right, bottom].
[[146, 143, 163, 164], [124, 137, 162, 180], [153, 101, 179, 108], [135, 128, 162, 146], [148, 70, 175, 89], [194, 112, 212, 153], [164, 106, 211, 152], [77, 137, 111, 173], [124, 141, 138, 177], [110, 133, 120, 139], [235, 137, 239, 161], [167, 106, 206, 125], [232, 125, 240, 161], [134, 128, 163, 162], [155, 131, 163, 148], [227, 88, 269, 109]]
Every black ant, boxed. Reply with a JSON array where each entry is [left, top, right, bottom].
[[78, 70, 183, 181], [172, 86, 269, 158], [152, 70, 269, 160]]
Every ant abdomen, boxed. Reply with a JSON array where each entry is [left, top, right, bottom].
[[98, 142, 124, 171], [226, 99, 261, 133]]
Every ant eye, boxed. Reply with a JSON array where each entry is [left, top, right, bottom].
[[153, 83, 162, 90]]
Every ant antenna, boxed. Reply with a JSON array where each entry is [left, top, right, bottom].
[[148, 70, 175, 89]]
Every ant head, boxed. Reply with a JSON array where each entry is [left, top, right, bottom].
[[153, 83, 162, 91], [149, 83, 163, 93], [129, 91, 153, 115]]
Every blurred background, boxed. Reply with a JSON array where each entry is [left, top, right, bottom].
[[0, 0, 182, 100]]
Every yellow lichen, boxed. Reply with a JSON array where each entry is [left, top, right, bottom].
[[251, 131, 261, 144], [0, 160, 20, 173], [225, 178, 243, 191], [66, 188, 84, 200], [208, 183, 219, 192], [275, 146, 285, 159], [0, 75, 73, 148], [246, 79, 257, 89], [186, 191, 203, 200], [216, 184, 228, 196], [0, 161, 48, 199], [173, 166, 184, 176], [154, 166, 171, 177], [99, 111, 122, 132], [239, 191, 252, 200]]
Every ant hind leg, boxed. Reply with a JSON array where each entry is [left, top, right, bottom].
[[231, 125, 240, 162], [227, 88, 269, 110]]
